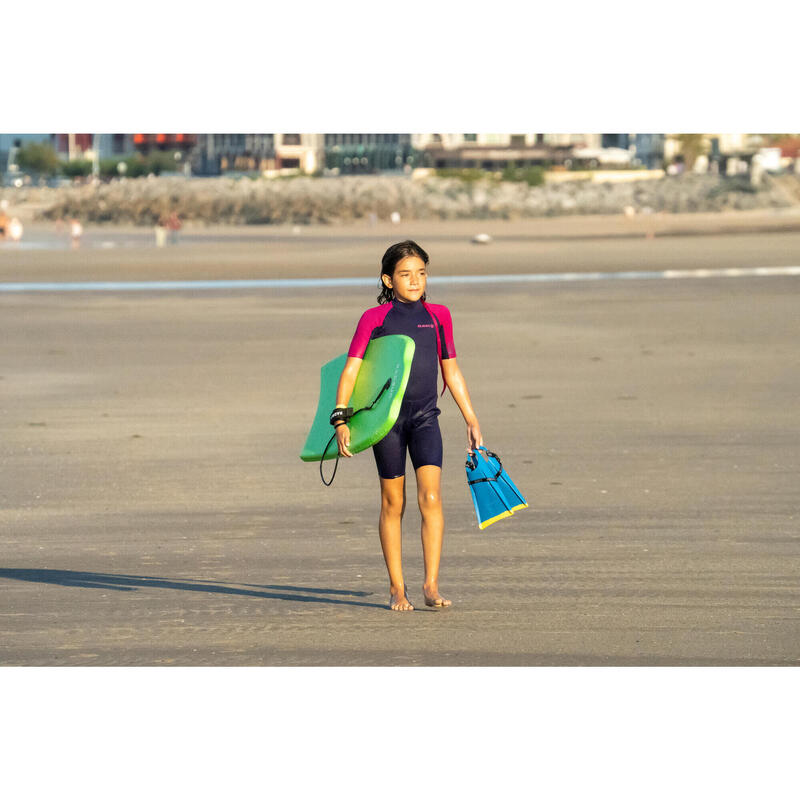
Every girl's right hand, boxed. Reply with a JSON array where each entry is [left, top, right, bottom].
[[336, 424, 352, 457]]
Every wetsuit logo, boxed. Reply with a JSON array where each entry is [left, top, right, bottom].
[[417, 324, 434, 328]]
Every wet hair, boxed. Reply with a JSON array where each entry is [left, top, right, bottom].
[[377, 240, 430, 304]]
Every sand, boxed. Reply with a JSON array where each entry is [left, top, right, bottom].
[[1, 212, 798, 664]]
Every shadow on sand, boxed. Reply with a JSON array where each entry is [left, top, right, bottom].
[[0, 568, 383, 609]]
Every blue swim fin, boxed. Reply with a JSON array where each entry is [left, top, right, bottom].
[[476, 446, 528, 513], [465, 446, 527, 529]]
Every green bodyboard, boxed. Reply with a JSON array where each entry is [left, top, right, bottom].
[[300, 335, 415, 462]]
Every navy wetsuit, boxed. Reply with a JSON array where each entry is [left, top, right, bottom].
[[347, 298, 457, 479]]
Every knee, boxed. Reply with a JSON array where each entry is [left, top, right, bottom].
[[418, 491, 441, 512], [381, 493, 405, 517]]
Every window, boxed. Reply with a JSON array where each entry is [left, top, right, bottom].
[[281, 158, 300, 168], [463, 134, 477, 142], [510, 135, 526, 147], [282, 134, 301, 146]]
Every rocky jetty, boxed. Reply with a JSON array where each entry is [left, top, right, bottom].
[[2, 172, 796, 226]]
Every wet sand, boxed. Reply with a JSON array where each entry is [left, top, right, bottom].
[[3, 207, 800, 283], [1, 216, 799, 665]]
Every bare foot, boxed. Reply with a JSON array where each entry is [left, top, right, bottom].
[[423, 584, 452, 608], [390, 584, 414, 612]]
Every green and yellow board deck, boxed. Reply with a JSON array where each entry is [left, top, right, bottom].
[[300, 335, 415, 462]]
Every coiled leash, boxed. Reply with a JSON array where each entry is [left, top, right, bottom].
[[466, 447, 504, 485], [320, 378, 392, 486]]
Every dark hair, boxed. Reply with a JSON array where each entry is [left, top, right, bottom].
[[377, 240, 430, 304]]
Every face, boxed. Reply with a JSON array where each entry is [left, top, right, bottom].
[[383, 255, 427, 303]]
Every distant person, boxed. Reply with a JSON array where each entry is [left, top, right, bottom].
[[8, 217, 23, 244], [166, 211, 182, 245], [0, 208, 8, 240], [154, 214, 168, 248], [70, 218, 83, 249]]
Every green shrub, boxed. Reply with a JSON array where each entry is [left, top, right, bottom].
[[122, 157, 148, 178], [145, 151, 181, 175], [15, 142, 61, 175], [99, 158, 123, 178], [96, 152, 184, 179], [61, 159, 93, 178], [435, 168, 497, 183], [500, 164, 545, 186]]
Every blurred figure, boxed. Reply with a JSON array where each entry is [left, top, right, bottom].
[[166, 211, 182, 245], [8, 216, 23, 243], [70, 218, 83, 249], [390, 211, 401, 224], [0, 206, 8, 241], [154, 214, 168, 248], [750, 154, 764, 188]]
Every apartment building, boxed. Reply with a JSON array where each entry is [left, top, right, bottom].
[[324, 134, 415, 173], [410, 133, 604, 169]]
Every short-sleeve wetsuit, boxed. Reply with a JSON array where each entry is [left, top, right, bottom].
[[347, 298, 456, 479]]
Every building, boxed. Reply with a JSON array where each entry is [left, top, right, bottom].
[[275, 134, 324, 173], [662, 134, 774, 173], [324, 134, 415, 174], [51, 134, 146, 161], [192, 134, 414, 176], [131, 134, 196, 156], [192, 134, 278, 174], [193, 134, 325, 175], [410, 133, 604, 169], [192, 134, 323, 175]]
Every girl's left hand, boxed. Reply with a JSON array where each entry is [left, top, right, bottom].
[[466, 421, 483, 455]]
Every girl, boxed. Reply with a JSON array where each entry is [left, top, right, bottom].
[[333, 241, 483, 611]]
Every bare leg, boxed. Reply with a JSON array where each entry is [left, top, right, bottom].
[[416, 465, 451, 607], [378, 475, 413, 611]]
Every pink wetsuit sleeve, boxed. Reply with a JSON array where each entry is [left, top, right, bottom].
[[347, 306, 388, 358], [438, 305, 456, 359]]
